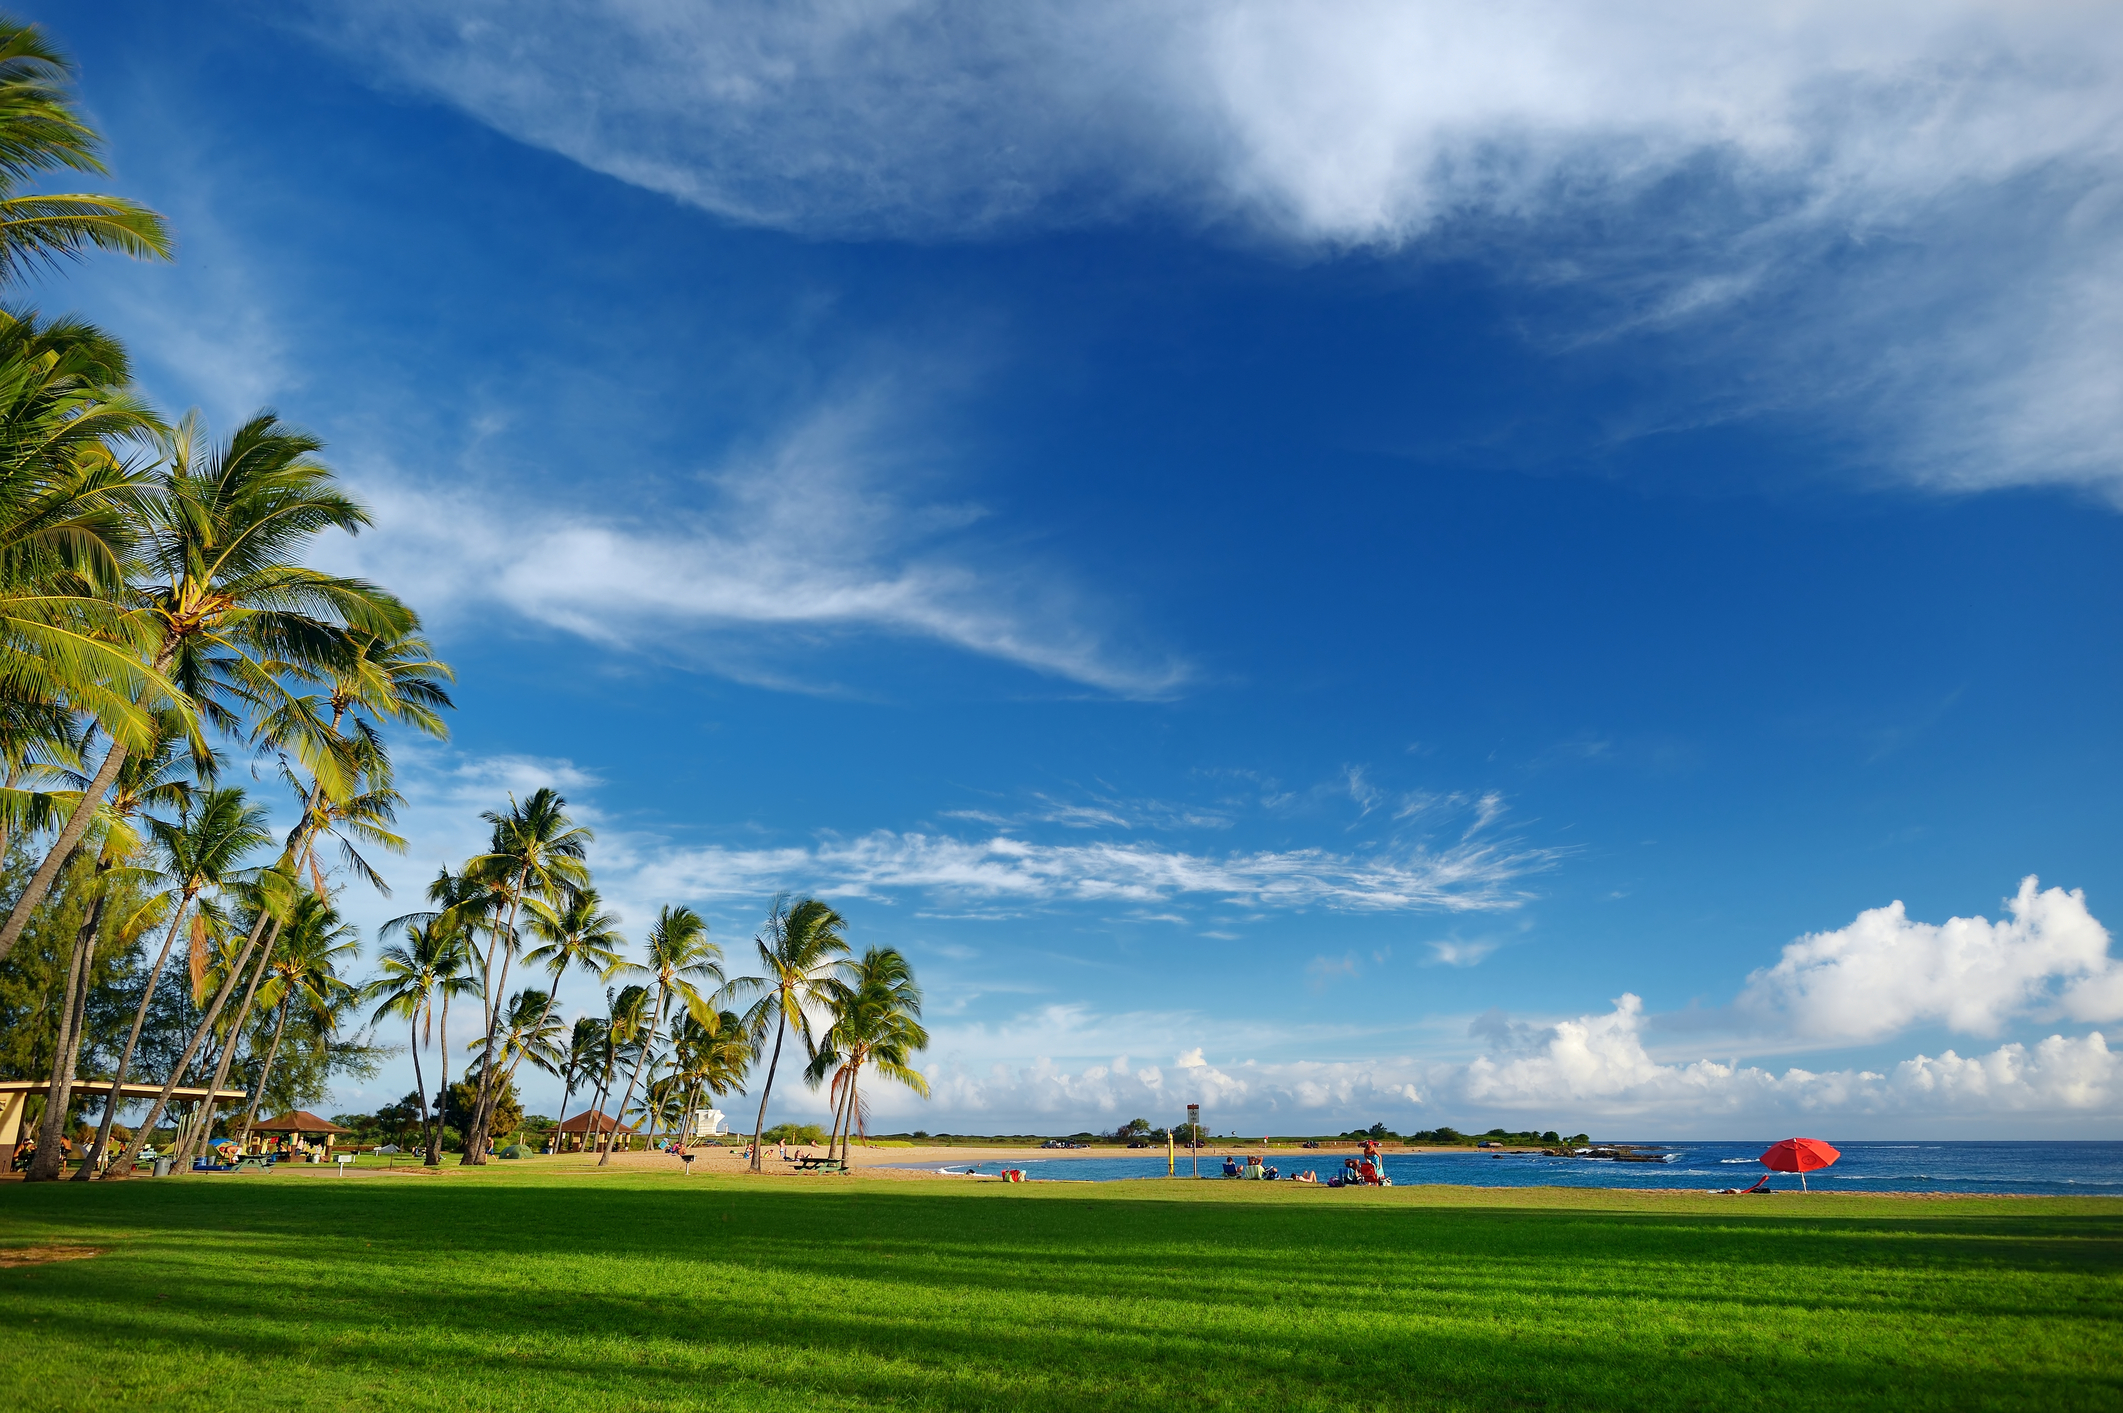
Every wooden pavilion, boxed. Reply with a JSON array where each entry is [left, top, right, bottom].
[[554, 1110, 637, 1153], [248, 1110, 351, 1159], [0, 1078, 248, 1170]]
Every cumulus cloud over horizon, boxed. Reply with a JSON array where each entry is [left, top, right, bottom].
[[838, 879, 2123, 1129], [305, 0, 2123, 498], [846, 998, 2119, 1132], [1737, 877, 2123, 1043]]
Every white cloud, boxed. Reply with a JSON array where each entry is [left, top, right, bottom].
[[1736, 877, 2123, 1043], [1427, 937, 1502, 968], [827, 992, 2120, 1130], [324, 388, 1187, 697], [1444, 993, 2119, 1121], [629, 827, 1553, 913], [819, 879, 2123, 1131], [306, 0, 2123, 498]]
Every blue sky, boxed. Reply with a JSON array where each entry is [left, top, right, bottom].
[[30, 1, 2123, 1137]]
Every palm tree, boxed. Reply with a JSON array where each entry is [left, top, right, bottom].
[[27, 710, 195, 1182], [521, 886, 623, 1077], [363, 916, 475, 1165], [809, 948, 930, 1161], [589, 985, 648, 1156], [663, 1008, 750, 1155], [599, 906, 720, 1167], [233, 894, 359, 1150], [554, 1015, 605, 1152], [177, 729, 402, 1167], [0, 693, 82, 863], [270, 728, 409, 898], [81, 785, 268, 1174], [0, 20, 172, 283], [110, 408, 419, 1174], [4, 408, 409, 981], [468, 987, 568, 1138], [730, 895, 851, 1171], [454, 789, 591, 1163], [377, 867, 493, 1165], [0, 310, 173, 912]]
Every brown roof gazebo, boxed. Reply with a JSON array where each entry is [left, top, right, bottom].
[[249, 1111, 351, 1153], [555, 1110, 635, 1153]]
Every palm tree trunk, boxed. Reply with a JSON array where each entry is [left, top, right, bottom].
[[822, 1070, 844, 1162], [177, 913, 280, 1165], [555, 1071, 577, 1154], [834, 1066, 858, 1159], [80, 888, 194, 1177], [235, 992, 294, 1152], [27, 898, 101, 1181], [599, 990, 664, 1167], [463, 868, 529, 1165], [0, 739, 127, 964], [113, 813, 304, 1176], [676, 1079, 697, 1157], [427, 991, 451, 1165], [750, 1010, 788, 1173], [407, 1013, 429, 1156], [586, 1067, 611, 1154]]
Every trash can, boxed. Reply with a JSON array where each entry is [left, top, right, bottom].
[[153, 1157, 173, 1177]]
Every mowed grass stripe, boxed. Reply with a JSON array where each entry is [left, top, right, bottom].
[[1, 1169, 2118, 1410]]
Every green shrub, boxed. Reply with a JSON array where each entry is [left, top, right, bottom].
[[761, 1123, 826, 1145]]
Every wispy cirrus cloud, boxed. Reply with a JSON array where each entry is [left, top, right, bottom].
[[324, 387, 1189, 698], [629, 827, 1555, 914], [299, 0, 2123, 500]]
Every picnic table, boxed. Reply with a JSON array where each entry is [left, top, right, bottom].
[[792, 1154, 847, 1173]]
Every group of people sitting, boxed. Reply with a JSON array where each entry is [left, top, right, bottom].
[[1220, 1154, 1283, 1180], [1217, 1140, 1391, 1187]]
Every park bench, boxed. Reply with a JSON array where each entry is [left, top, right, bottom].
[[792, 1155, 846, 1173]]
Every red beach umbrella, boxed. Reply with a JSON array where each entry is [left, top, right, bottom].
[[1759, 1137, 1841, 1191]]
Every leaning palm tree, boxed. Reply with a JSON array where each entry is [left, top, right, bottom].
[[233, 895, 359, 1150], [599, 906, 721, 1166], [28, 709, 195, 1182], [105, 409, 420, 1179], [0, 310, 173, 927], [26, 407, 412, 1129], [81, 785, 269, 1175], [0, 20, 172, 283], [521, 886, 623, 1060], [453, 789, 592, 1163], [468, 987, 568, 1126], [664, 1008, 750, 1155], [730, 895, 851, 1171], [587, 985, 648, 1157], [554, 1015, 605, 1152], [175, 732, 402, 1168], [809, 948, 930, 1161]]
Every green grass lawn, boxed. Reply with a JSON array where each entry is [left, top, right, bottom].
[[2, 1165, 2118, 1411]]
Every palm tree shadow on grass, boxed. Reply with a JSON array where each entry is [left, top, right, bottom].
[[9, 1183, 2121, 1412]]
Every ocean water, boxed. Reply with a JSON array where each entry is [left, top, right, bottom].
[[896, 1141, 2123, 1194]]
